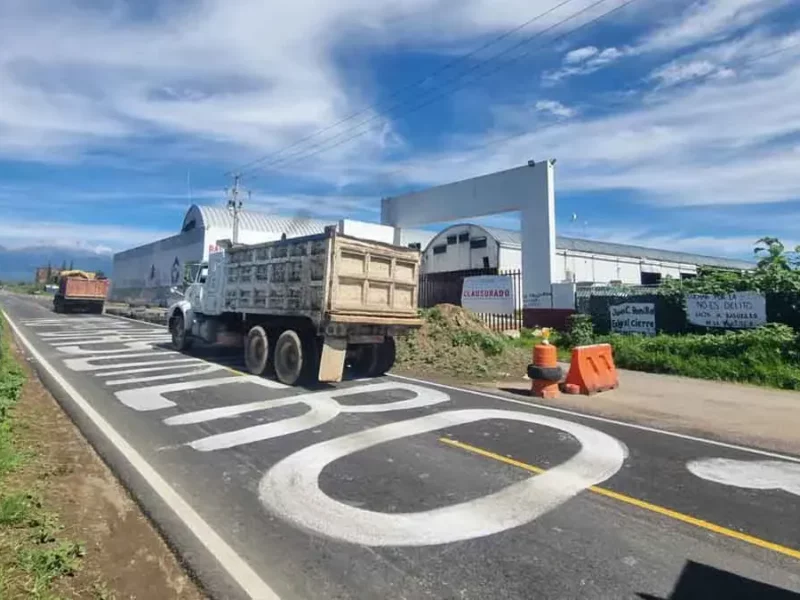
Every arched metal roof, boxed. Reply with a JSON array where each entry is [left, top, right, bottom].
[[424, 223, 752, 270], [182, 204, 336, 238]]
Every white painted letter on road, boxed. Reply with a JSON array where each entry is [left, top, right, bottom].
[[259, 409, 626, 546]]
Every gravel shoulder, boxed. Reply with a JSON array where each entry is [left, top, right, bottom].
[[4, 332, 205, 599]]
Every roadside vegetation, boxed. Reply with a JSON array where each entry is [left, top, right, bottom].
[[0, 315, 99, 599]]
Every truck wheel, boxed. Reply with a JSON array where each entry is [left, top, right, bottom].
[[350, 338, 396, 378], [170, 314, 192, 351], [274, 330, 315, 386], [374, 337, 396, 376], [53, 299, 61, 313], [244, 326, 270, 375], [350, 344, 379, 378]]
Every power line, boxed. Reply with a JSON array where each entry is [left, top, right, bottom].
[[375, 33, 800, 195], [249, 0, 637, 175], [228, 0, 582, 177]]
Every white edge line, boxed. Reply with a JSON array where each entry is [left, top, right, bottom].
[[106, 310, 800, 464], [106, 311, 168, 328], [388, 374, 800, 464], [2, 309, 281, 600]]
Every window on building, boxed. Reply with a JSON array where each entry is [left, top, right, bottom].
[[433, 244, 447, 255], [408, 242, 421, 250], [680, 272, 697, 280], [470, 237, 488, 249], [482, 257, 490, 269], [458, 232, 470, 243], [446, 235, 457, 245], [182, 219, 196, 233], [640, 271, 662, 285]]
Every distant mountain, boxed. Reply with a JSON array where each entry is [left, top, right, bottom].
[[0, 245, 113, 283]]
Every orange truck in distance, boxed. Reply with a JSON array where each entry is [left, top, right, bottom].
[[53, 270, 110, 314]]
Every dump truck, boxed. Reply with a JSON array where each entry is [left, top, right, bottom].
[[166, 227, 422, 386], [53, 270, 110, 314]]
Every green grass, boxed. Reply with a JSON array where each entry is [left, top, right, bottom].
[[597, 324, 800, 390], [0, 315, 90, 599]]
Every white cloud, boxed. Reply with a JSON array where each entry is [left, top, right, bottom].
[[0, 0, 611, 166], [0, 219, 174, 253], [367, 42, 800, 209], [650, 59, 719, 86], [546, 0, 790, 84], [543, 46, 626, 84], [564, 46, 600, 64], [639, 0, 788, 53], [534, 100, 576, 118]]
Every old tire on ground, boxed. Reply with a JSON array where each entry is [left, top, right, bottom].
[[170, 313, 192, 351], [274, 330, 316, 386], [244, 326, 270, 375]]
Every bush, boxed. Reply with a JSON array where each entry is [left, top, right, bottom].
[[599, 324, 800, 390], [563, 314, 594, 348]]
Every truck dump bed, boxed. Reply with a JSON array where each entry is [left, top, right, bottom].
[[61, 278, 109, 300], [222, 230, 421, 326]]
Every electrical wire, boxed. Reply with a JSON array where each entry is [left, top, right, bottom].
[[247, 0, 638, 175], [227, 0, 584, 177]]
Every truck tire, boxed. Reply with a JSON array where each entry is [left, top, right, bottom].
[[170, 313, 192, 351], [351, 337, 396, 378], [244, 326, 270, 376], [374, 337, 396, 376], [274, 330, 316, 386]]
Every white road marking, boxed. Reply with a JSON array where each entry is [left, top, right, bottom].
[[115, 376, 259, 411], [389, 374, 800, 464], [687, 458, 800, 496], [177, 382, 450, 452], [260, 408, 627, 546], [104, 363, 225, 386], [2, 310, 282, 600], [57, 340, 169, 355], [64, 353, 183, 372], [97, 361, 203, 377]]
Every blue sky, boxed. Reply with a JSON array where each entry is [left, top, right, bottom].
[[1, 0, 799, 259]]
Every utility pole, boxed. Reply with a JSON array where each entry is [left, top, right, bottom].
[[226, 173, 244, 244]]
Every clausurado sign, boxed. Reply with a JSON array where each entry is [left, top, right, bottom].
[[462, 275, 515, 315], [609, 302, 656, 335], [686, 291, 766, 329]]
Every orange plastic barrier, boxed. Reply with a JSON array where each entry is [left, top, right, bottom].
[[530, 343, 560, 400], [563, 343, 618, 395]]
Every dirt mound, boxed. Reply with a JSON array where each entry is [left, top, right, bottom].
[[395, 304, 530, 381]]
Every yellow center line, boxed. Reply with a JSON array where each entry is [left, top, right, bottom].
[[439, 437, 800, 561]]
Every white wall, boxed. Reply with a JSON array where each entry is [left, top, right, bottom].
[[422, 224, 499, 273], [111, 229, 206, 306], [498, 246, 522, 271], [555, 250, 699, 284], [338, 220, 395, 244]]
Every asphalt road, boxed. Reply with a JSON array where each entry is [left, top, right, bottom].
[[2, 292, 799, 600]]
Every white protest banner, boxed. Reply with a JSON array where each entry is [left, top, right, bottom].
[[610, 303, 656, 335], [462, 276, 515, 315], [685, 291, 766, 329]]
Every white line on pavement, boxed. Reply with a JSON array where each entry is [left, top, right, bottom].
[[388, 374, 800, 464], [2, 309, 282, 600], [104, 311, 800, 464]]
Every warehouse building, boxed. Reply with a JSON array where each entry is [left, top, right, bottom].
[[420, 223, 751, 285], [110, 204, 435, 305], [111, 203, 751, 307]]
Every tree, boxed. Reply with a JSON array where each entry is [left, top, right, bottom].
[[69, 259, 74, 270], [754, 237, 800, 270]]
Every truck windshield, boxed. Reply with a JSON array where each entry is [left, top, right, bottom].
[[199, 267, 208, 283]]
